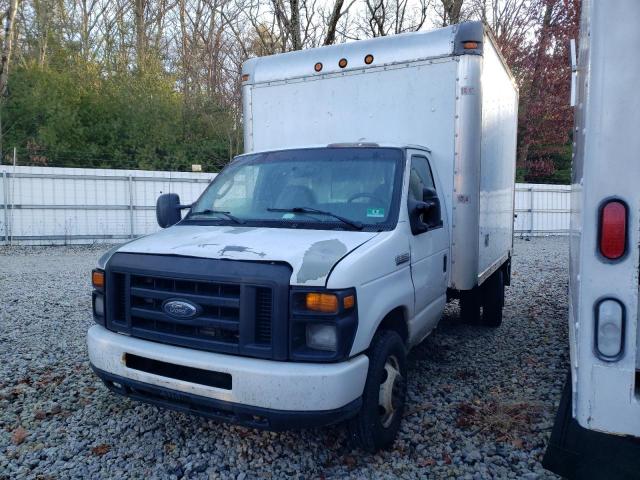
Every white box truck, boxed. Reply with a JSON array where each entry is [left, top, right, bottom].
[[543, 1, 640, 477], [87, 21, 518, 450]]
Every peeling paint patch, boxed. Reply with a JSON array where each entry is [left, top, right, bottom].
[[218, 245, 266, 257], [296, 239, 348, 283], [225, 227, 259, 235]]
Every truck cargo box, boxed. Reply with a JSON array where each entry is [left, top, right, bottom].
[[241, 22, 518, 291]]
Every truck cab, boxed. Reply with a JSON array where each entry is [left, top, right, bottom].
[[89, 144, 450, 449], [88, 21, 517, 451]]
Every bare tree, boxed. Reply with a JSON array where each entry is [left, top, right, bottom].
[[360, 0, 431, 37]]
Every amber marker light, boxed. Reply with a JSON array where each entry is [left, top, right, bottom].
[[314, 62, 323, 72], [306, 293, 339, 313], [364, 54, 374, 65], [463, 41, 479, 49], [241, 73, 250, 82], [92, 269, 105, 290], [343, 295, 355, 309], [338, 58, 348, 68]]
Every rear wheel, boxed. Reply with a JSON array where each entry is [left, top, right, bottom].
[[349, 330, 407, 452], [481, 269, 504, 327]]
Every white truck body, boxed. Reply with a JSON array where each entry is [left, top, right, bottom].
[[87, 22, 517, 446], [242, 23, 518, 291], [568, 0, 640, 438], [544, 1, 640, 477]]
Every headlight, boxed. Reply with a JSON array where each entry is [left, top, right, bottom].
[[306, 323, 337, 351], [92, 291, 105, 325], [93, 293, 105, 317], [290, 288, 358, 362]]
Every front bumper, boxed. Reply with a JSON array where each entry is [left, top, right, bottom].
[[87, 325, 368, 425]]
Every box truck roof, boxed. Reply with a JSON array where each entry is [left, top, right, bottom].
[[233, 143, 431, 158], [242, 22, 485, 85]]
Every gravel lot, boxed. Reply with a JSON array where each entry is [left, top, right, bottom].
[[0, 237, 568, 479]]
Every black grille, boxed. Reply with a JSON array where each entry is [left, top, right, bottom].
[[105, 253, 291, 360], [255, 288, 272, 344]]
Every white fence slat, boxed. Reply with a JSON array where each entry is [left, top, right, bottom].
[[0, 165, 570, 245]]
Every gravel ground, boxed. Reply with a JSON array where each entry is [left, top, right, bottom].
[[0, 237, 568, 479]]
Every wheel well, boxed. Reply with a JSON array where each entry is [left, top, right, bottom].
[[377, 307, 409, 345]]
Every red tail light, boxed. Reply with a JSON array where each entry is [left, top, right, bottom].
[[599, 200, 627, 260]]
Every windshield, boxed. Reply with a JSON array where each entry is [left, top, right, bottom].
[[185, 147, 404, 231]]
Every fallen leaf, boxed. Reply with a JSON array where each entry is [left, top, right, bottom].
[[11, 427, 28, 445], [343, 456, 357, 467], [91, 444, 111, 456]]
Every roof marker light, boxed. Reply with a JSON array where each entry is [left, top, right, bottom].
[[314, 62, 323, 72], [338, 58, 348, 68], [364, 54, 374, 65]]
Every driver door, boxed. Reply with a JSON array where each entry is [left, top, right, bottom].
[[407, 151, 449, 342]]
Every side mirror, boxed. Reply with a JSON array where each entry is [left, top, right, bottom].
[[156, 193, 184, 228], [408, 189, 443, 235]]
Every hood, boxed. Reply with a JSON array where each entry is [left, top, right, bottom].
[[105, 225, 378, 286]]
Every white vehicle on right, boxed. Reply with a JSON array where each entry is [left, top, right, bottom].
[[543, 0, 640, 478]]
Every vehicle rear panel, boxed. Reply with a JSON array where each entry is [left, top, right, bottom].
[[571, 0, 640, 436]]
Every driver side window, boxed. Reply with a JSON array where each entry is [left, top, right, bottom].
[[408, 155, 435, 201]]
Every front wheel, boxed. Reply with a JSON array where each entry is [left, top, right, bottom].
[[349, 330, 407, 452]]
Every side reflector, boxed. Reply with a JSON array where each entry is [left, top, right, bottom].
[[595, 299, 625, 360], [241, 74, 249, 82], [599, 200, 627, 260]]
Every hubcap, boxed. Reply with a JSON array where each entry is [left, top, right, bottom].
[[378, 355, 403, 428]]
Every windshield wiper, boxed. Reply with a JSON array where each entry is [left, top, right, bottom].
[[267, 207, 363, 230], [190, 209, 245, 224]]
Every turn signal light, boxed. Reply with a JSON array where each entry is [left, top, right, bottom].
[[92, 269, 105, 289], [463, 41, 479, 49], [306, 293, 338, 313], [599, 200, 627, 260]]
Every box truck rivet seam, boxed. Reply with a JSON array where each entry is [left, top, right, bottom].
[[87, 20, 518, 452]]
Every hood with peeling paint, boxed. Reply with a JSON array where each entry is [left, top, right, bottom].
[[106, 225, 378, 286]]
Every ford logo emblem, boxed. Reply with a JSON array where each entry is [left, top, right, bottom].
[[162, 299, 199, 319]]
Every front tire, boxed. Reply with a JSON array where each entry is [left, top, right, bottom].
[[349, 330, 407, 452]]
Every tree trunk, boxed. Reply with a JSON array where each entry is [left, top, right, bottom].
[[289, 0, 302, 50], [441, 0, 464, 26], [323, 0, 345, 45], [135, 0, 147, 67], [0, 0, 20, 162]]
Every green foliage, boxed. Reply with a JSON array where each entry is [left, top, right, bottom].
[[4, 58, 235, 171]]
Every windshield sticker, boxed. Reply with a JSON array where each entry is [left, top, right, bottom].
[[367, 208, 385, 218]]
